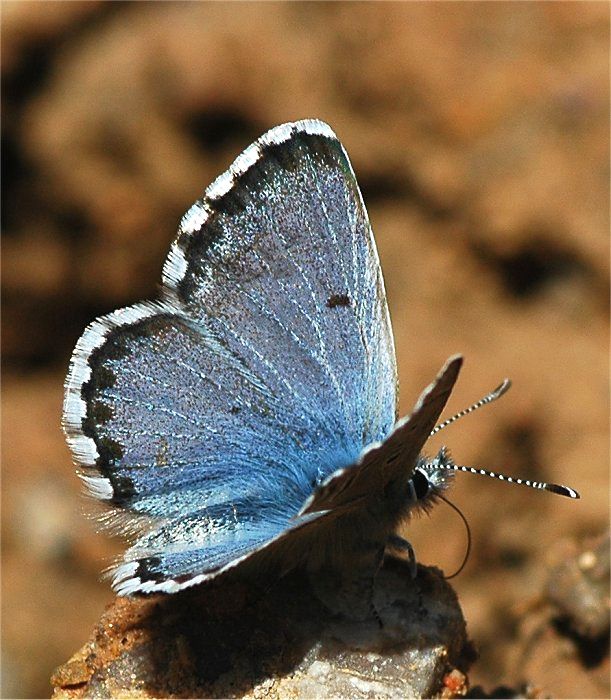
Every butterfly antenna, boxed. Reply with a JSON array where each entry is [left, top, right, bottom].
[[438, 494, 471, 579], [431, 379, 512, 436], [426, 460, 580, 499]]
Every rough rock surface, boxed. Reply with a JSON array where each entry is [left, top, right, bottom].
[[52, 562, 471, 699]]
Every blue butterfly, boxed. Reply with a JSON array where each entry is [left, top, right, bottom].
[[63, 120, 578, 616]]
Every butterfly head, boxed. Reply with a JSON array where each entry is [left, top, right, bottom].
[[408, 447, 456, 513]]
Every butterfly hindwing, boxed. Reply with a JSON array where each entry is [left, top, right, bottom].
[[112, 506, 327, 595], [65, 302, 321, 519]]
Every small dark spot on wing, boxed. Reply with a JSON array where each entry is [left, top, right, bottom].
[[155, 438, 169, 467], [135, 556, 165, 583], [95, 435, 124, 463], [109, 474, 136, 504], [91, 400, 113, 424], [326, 293, 351, 308]]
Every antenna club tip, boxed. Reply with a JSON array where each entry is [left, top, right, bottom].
[[548, 483, 580, 499], [494, 378, 512, 398]]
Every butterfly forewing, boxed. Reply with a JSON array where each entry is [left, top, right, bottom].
[[163, 121, 396, 454]]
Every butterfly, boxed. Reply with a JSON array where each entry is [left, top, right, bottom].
[[63, 120, 578, 615]]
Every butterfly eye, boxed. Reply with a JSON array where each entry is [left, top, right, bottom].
[[411, 469, 431, 500]]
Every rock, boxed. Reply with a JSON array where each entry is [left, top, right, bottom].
[[52, 560, 472, 698], [546, 531, 610, 640]]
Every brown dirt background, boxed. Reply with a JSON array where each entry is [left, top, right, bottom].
[[2, 2, 609, 698]]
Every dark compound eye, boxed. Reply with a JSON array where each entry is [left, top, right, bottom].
[[412, 469, 431, 500]]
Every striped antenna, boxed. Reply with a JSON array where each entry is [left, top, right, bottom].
[[426, 461, 580, 499], [431, 379, 512, 436]]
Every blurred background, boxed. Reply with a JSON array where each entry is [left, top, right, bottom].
[[2, 2, 609, 697]]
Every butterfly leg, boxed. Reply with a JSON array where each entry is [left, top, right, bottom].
[[369, 545, 385, 628], [386, 534, 418, 578]]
